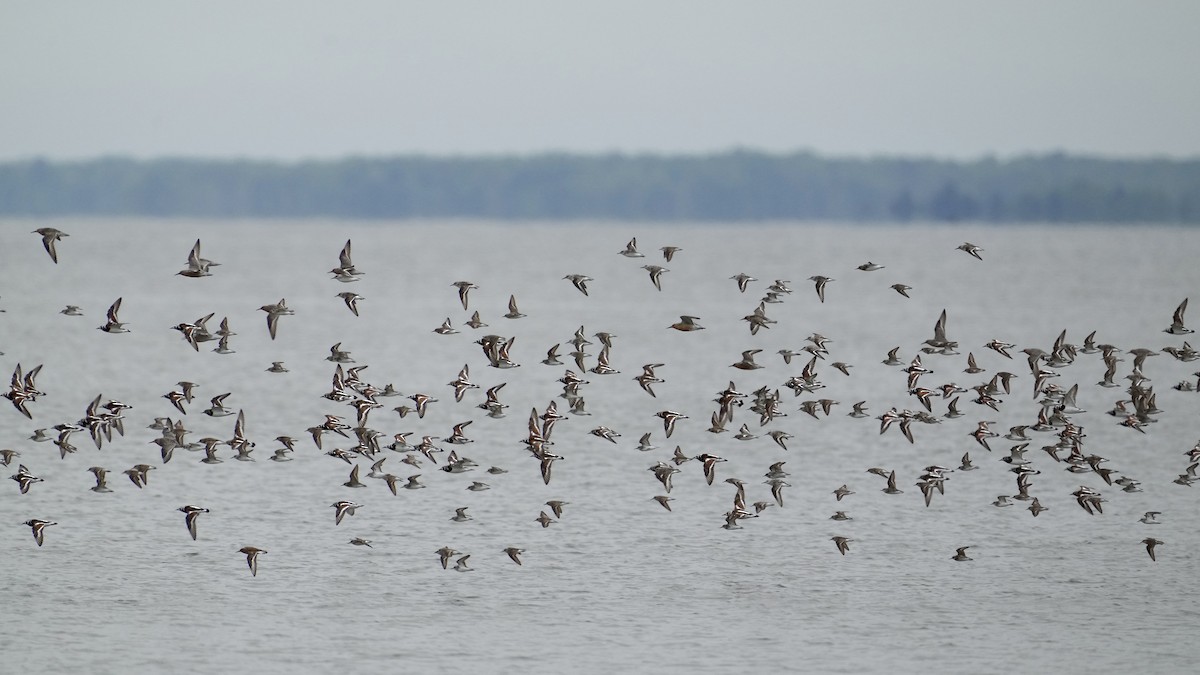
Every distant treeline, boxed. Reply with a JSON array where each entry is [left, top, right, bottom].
[[1, 151, 1198, 222]]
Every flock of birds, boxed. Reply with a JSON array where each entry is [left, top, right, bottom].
[[6, 227, 1197, 575]]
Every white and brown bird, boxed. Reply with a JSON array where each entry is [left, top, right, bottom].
[[239, 546, 267, 576], [24, 518, 56, 546], [178, 505, 209, 540], [655, 410, 689, 438]]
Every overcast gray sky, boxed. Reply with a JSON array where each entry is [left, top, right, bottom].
[[2, 1, 1197, 161]]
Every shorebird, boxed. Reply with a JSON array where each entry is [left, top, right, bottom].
[[951, 546, 973, 561], [24, 519, 56, 546], [258, 299, 293, 340], [882, 470, 903, 495], [452, 281, 478, 310], [337, 292, 364, 317], [882, 346, 903, 366], [589, 426, 621, 443], [343, 464, 366, 488], [619, 237, 643, 257], [177, 239, 218, 277], [1142, 538, 1163, 561], [212, 334, 235, 354], [505, 294, 526, 319], [33, 227, 68, 263], [203, 393, 234, 418], [178, 505, 209, 540], [734, 423, 758, 441], [959, 452, 977, 471], [433, 317, 459, 335], [1164, 298, 1192, 335], [448, 364, 479, 403], [436, 547, 459, 569], [408, 393, 438, 419], [98, 297, 129, 334], [696, 454, 726, 485], [731, 273, 757, 293], [767, 429, 793, 450], [668, 315, 704, 331], [831, 536, 852, 555], [957, 242, 984, 260], [808, 276, 833, 303], [655, 410, 688, 438], [635, 363, 665, 398], [503, 547, 525, 565], [239, 547, 266, 576], [731, 349, 764, 370], [971, 421, 1000, 451], [1073, 487, 1105, 515], [330, 500, 362, 525], [330, 239, 363, 280], [642, 265, 668, 291], [563, 274, 592, 296], [985, 339, 1016, 359], [11, 464, 44, 494]]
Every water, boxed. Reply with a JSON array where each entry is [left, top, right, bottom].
[[2, 218, 1198, 674]]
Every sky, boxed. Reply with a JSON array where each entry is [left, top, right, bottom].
[[2, 1, 1198, 161]]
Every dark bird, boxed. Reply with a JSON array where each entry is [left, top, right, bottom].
[[831, 536, 852, 555], [1142, 537, 1163, 561]]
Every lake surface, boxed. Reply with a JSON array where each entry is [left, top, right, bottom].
[[2, 218, 1198, 674]]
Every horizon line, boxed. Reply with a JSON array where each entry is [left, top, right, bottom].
[[3, 147, 1199, 166]]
